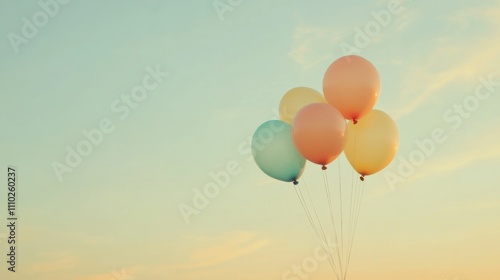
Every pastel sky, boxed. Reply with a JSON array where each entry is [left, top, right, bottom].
[[0, 1, 499, 280]]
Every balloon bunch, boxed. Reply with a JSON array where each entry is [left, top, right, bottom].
[[252, 55, 399, 183]]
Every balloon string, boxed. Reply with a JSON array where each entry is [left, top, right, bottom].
[[348, 163, 356, 249], [294, 181, 341, 280], [344, 169, 356, 280], [352, 180, 365, 276], [337, 161, 345, 266], [294, 185, 338, 277], [305, 178, 342, 279], [344, 180, 365, 280], [343, 177, 356, 280], [344, 133, 358, 278], [323, 170, 344, 279]]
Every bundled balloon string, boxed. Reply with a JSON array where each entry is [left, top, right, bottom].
[[293, 181, 341, 280], [294, 165, 368, 280], [304, 180, 343, 279], [344, 132, 359, 277], [322, 171, 344, 279], [337, 168, 345, 267], [344, 177, 365, 280], [345, 165, 357, 277]]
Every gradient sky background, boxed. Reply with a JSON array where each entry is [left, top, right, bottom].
[[1, 1, 499, 279]]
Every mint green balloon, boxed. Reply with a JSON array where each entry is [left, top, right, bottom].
[[252, 120, 306, 183]]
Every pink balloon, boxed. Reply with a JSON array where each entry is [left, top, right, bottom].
[[323, 55, 380, 123], [292, 103, 347, 167]]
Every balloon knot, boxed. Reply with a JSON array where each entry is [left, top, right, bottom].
[[293, 180, 299, 186], [322, 165, 327, 170], [353, 119, 358, 124], [360, 175, 365, 181]]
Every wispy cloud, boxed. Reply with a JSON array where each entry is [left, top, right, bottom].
[[393, 64, 471, 119], [408, 137, 500, 183], [288, 1, 422, 70], [371, 124, 500, 198], [392, 6, 500, 119], [439, 200, 500, 216], [178, 231, 269, 269], [134, 231, 271, 278], [446, 5, 500, 29], [373, 126, 500, 197], [120, 232, 271, 278], [22, 225, 116, 246], [31, 252, 78, 273], [395, 6, 419, 31], [74, 266, 146, 280], [288, 24, 344, 69]]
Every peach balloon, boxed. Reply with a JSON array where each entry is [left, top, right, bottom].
[[323, 55, 380, 123], [292, 103, 347, 167]]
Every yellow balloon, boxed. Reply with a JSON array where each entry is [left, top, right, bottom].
[[279, 87, 326, 124], [344, 109, 399, 176]]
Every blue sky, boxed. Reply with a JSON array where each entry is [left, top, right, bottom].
[[0, 1, 500, 279]]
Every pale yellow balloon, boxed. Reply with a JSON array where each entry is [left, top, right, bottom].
[[344, 109, 399, 176], [279, 87, 326, 124]]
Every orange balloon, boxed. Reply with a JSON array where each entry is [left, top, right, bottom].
[[323, 55, 380, 123], [292, 103, 347, 167]]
